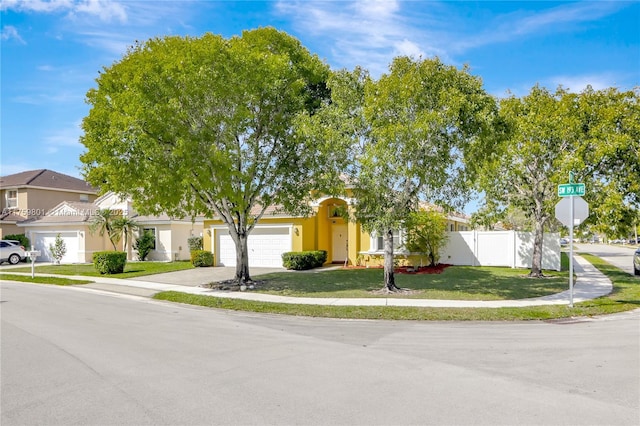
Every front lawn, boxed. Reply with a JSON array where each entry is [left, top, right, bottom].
[[9, 261, 194, 278], [154, 254, 639, 321], [251, 265, 568, 300]]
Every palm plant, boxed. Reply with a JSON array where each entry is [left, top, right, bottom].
[[89, 209, 120, 250], [112, 216, 140, 256]]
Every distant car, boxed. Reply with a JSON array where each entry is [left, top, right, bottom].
[[560, 238, 569, 246], [634, 248, 640, 276], [0, 240, 26, 265]]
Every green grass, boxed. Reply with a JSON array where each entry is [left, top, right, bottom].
[[251, 265, 568, 300], [9, 261, 194, 278], [153, 254, 640, 321], [0, 273, 93, 286]]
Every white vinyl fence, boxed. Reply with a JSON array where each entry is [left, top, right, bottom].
[[440, 231, 561, 271]]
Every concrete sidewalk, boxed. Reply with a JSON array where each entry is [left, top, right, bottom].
[[2, 255, 613, 308]]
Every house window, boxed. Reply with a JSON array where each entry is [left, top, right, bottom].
[[450, 224, 454, 231], [6, 190, 17, 209], [374, 230, 401, 251], [79, 194, 89, 202], [143, 227, 157, 250]]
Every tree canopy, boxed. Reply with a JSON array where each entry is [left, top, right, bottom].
[[80, 28, 336, 282], [312, 57, 498, 290], [475, 85, 640, 276]]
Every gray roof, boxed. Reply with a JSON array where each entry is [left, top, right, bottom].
[[0, 169, 96, 193]]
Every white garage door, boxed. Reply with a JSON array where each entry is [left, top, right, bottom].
[[216, 226, 291, 267], [34, 232, 79, 263]]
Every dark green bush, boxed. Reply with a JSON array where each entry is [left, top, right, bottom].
[[4, 234, 30, 248], [282, 250, 327, 270], [93, 251, 127, 274], [313, 250, 327, 266], [187, 236, 203, 252], [191, 250, 213, 267]]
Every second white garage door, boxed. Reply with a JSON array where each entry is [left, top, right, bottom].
[[33, 232, 80, 263], [216, 226, 291, 268]]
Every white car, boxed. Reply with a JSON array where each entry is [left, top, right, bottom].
[[0, 240, 27, 265]]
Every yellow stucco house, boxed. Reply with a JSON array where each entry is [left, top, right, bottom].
[[203, 196, 469, 268]]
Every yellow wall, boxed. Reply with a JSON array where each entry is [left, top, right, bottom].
[[202, 201, 469, 267]]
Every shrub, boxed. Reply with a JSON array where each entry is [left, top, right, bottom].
[[93, 251, 127, 274], [191, 250, 213, 267], [4, 233, 30, 249], [282, 250, 327, 270], [134, 230, 155, 261], [187, 236, 203, 252]]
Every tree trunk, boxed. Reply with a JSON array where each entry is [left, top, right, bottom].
[[529, 215, 545, 278], [233, 231, 252, 283], [383, 229, 400, 291]]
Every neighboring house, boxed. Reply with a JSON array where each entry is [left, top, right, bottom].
[[20, 192, 203, 263], [0, 169, 97, 238], [202, 196, 471, 268]]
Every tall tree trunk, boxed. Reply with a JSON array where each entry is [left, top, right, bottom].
[[383, 229, 400, 291], [529, 214, 545, 278], [233, 231, 252, 283]]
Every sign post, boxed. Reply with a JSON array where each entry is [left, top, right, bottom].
[[555, 174, 589, 307], [26, 248, 41, 279]]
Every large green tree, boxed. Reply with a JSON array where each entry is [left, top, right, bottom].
[[312, 58, 498, 291], [476, 85, 639, 277], [80, 28, 336, 283]]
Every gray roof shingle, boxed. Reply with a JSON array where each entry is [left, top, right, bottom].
[[0, 169, 96, 193]]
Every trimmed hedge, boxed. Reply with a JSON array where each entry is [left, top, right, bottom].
[[191, 250, 213, 267], [93, 251, 127, 274], [282, 250, 327, 270]]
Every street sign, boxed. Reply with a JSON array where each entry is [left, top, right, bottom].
[[558, 183, 585, 197], [554, 194, 589, 308], [555, 196, 589, 227]]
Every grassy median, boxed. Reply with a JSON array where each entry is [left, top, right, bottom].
[[0, 273, 93, 286], [8, 260, 194, 278]]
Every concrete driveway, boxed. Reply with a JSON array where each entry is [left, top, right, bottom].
[[130, 266, 285, 286]]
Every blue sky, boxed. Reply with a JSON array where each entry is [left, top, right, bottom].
[[2, 0, 639, 212]]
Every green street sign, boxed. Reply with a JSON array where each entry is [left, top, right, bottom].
[[558, 183, 585, 197]]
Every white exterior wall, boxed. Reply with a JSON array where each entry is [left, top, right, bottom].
[[141, 222, 203, 261], [440, 231, 561, 271]]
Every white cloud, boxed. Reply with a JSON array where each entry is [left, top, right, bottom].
[[1, 25, 26, 43], [1, 0, 74, 13], [548, 73, 621, 92], [72, 0, 127, 23], [43, 120, 83, 154], [2, 0, 127, 23], [275, 0, 445, 76], [453, 1, 626, 52]]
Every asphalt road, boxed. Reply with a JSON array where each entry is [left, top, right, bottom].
[[574, 243, 638, 275], [1, 282, 639, 426]]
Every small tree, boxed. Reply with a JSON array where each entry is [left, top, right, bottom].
[[133, 230, 155, 261], [404, 211, 449, 267], [49, 233, 67, 265]]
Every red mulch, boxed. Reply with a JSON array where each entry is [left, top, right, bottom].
[[344, 264, 451, 274]]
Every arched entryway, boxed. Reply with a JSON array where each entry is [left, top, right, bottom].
[[317, 198, 349, 263]]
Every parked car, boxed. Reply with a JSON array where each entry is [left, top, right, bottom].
[[0, 240, 26, 265], [559, 238, 569, 246]]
